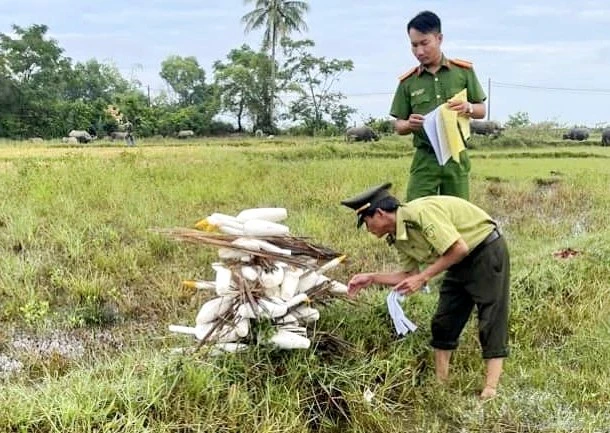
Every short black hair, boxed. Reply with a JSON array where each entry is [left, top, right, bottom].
[[360, 196, 400, 219], [407, 11, 441, 34]]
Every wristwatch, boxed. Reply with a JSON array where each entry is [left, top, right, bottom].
[[467, 103, 474, 115]]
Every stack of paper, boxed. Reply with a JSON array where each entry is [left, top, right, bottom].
[[423, 89, 470, 166]]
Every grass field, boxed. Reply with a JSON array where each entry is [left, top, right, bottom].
[[1, 136, 609, 432]]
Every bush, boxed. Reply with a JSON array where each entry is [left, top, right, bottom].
[[365, 116, 395, 135], [209, 120, 236, 136]]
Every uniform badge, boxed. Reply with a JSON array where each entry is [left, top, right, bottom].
[[423, 224, 436, 239], [410, 88, 425, 97]]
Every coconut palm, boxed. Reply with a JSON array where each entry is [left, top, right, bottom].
[[241, 0, 309, 131]]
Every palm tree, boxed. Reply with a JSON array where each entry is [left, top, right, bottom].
[[241, 0, 309, 131]]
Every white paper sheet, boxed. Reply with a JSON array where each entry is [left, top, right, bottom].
[[386, 291, 418, 336], [423, 106, 451, 166]]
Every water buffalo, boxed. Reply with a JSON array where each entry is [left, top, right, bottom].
[[602, 128, 610, 146], [177, 130, 195, 139], [470, 120, 504, 138], [345, 126, 380, 142], [68, 130, 93, 143], [562, 128, 589, 141], [110, 131, 128, 141]]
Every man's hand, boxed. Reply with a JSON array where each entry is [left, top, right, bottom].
[[406, 114, 425, 130], [393, 273, 427, 295], [347, 273, 374, 298], [447, 100, 471, 116], [393, 239, 469, 295], [395, 114, 425, 134]]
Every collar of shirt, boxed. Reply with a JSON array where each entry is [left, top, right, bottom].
[[417, 54, 451, 76], [395, 216, 409, 241]]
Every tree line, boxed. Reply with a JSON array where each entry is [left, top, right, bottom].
[[0, 17, 356, 138]]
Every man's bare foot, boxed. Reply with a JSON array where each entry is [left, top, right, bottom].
[[436, 376, 448, 385], [434, 350, 451, 383], [479, 385, 497, 400]]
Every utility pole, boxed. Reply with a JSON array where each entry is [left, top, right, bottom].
[[147, 85, 151, 107], [487, 78, 491, 121]]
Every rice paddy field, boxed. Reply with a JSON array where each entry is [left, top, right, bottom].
[[0, 135, 609, 432]]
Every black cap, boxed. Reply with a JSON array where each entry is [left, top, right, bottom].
[[341, 182, 393, 228]]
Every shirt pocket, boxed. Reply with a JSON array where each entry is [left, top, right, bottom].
[[411, 92, 432, 112], [448, 86, 467, 100]]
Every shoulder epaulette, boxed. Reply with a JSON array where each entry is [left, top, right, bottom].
[[398, 66, 419, 82], [449, 58, 473, 69]]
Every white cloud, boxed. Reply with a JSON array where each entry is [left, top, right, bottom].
[[582, 0, 610, 7], [445, 40, 610, 56], [313, 3, 403, 19], [49, 31, 130, 41], [508, 5, 572, 17], [508, 2, 610, 21], [450, 43, 564, 54], [82, 6, 232, 25], [578, 9, 610, 21]]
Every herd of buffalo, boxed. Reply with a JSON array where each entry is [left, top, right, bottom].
[[54, 124, 610, 146], [345, 121, 610, 146]]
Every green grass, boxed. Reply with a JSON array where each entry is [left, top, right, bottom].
[[1, 137, 609, 432]]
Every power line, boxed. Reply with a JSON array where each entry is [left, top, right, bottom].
[[340, 81, 610, 97], [490, 81, 610, 95]]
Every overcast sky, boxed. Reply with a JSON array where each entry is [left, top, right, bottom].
[[1, 0, 609, 126]]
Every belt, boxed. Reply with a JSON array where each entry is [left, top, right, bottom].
[[470, 228, 501, 256]]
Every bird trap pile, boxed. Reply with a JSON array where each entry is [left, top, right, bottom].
[[157, 207, 349, 355]]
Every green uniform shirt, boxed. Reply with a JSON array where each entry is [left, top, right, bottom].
[[390, 55, 486, 149], [392, 196, 495, 272]]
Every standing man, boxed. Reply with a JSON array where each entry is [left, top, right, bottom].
[[124, 118, 135, 147], [341, 183, 510, 399], [391, 11, 487, 201]]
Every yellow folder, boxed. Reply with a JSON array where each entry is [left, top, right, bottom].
[[439, 89, 470, 163]]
